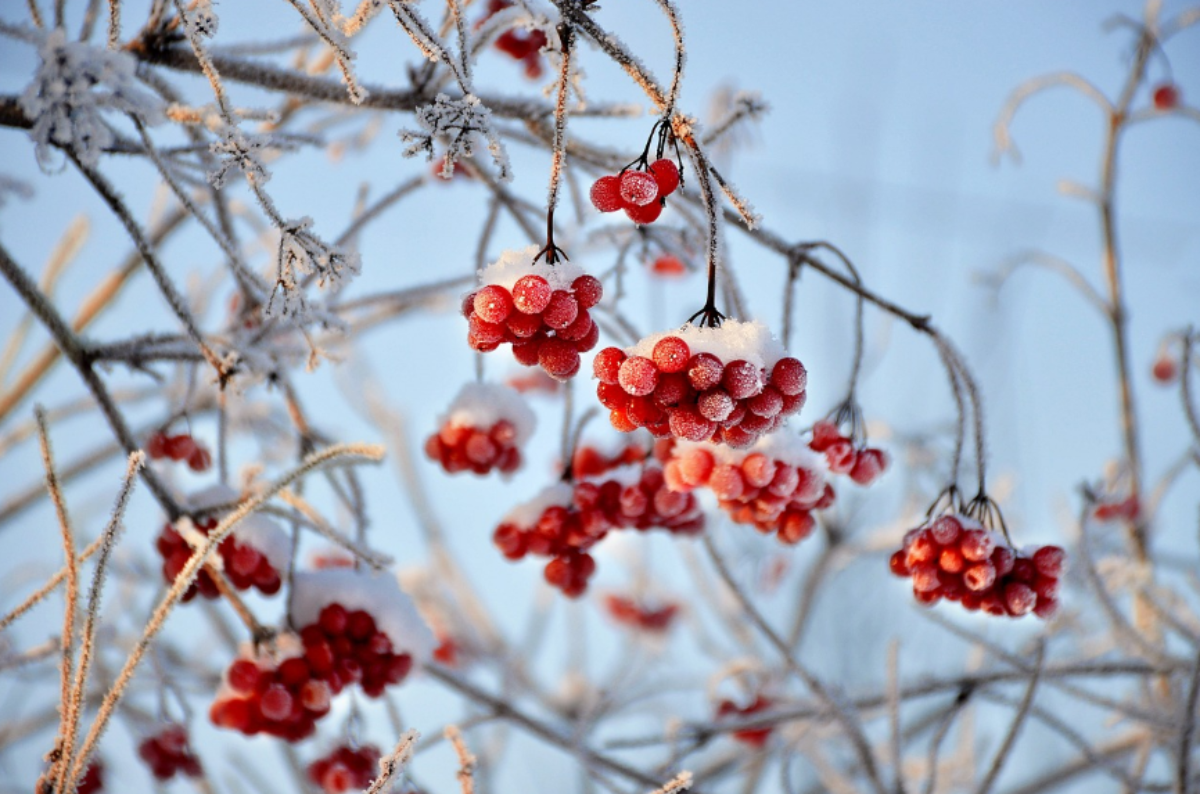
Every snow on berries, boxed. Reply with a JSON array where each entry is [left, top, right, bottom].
[[464, 245, 602, 380], [307, 744, 382, 793], [155, 487, 290, 602], [210, 571, 433, 738], [593, 319, 806, 446], [137, 725, 202, 780], [808, 419, 889, 485], [590, 158, 682, 225], [657, 433, 832, 544], [425, 382, 536, 476], [146, 430, 212, 472], [889, 513, 1064, 619]]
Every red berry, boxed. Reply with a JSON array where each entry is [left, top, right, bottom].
[[648, 159, 680, 195], [668, 407, 714, 442], [1152, 83, 1180, 111], [1152, 355, 1177, 383], [1032, 545, 1066, 577], [473, 285, 514, 323], [1004, 582, 1037, 616], [164, 434, 196, 461], [721, 360, 762, 400], [652, 336, 690, 373], [512, 275, 552, 314], [960, 529, 994, 562], [590, 175, 623, 212], [687, 353, 724, 391], [319, 603, 349, 635], [542, 290, 579, 330], [147, 432, 169, 459], [651, 254, 687, 276], [618, 356, 659, 396], [770, 358, 807, 396], [538, 338, 581, 379], [227, 659, 262, 693], [625, 199, 664, 224], [619, 170, 659, 206], [571, 275, 603, 309], [930, 515, 962, 545], [962, 562, 997, 592]]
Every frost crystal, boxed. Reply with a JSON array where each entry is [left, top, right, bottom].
[[399, 94, 511, 181], [208, 127, 275, 189], [265, 218, 362, 323], [20, 28, 164, 172]]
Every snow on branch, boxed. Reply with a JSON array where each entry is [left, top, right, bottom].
[[399, 93, 511, 181]]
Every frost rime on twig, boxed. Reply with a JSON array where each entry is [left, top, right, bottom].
[[266, 218, 362, 326], [399, 94, 510, 181], [19, 28, 163, 172]]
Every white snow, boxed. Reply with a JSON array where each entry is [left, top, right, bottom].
[[441, 382, 536, 444], [479, 245, 586, 292], [185, 485, 291, 569], [502, 482, 575, 528], [675, 427, 827, 472], [291, 569, 436, 662], [626, 319, 786, 370], [579, 462, 645, 488]]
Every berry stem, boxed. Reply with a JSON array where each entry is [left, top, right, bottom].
[[540, 20, 574, 266]]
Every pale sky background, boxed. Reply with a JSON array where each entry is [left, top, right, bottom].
[[0, 1, 1198, 791]]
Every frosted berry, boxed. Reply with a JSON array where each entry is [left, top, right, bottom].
[[619, 170, 660, 206], [648, 158, 680, 195], [618, 356, 659, 396], [572, 274, 603, 309], [625, 199, 664, 225], [512, 275, 551, 314], [590, 175, 624, 212], [542, 290, 579, 330], [652, 336, 690, 373], [473, 285, 513, 323]]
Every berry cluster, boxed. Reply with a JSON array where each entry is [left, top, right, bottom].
[[146, 431, 211, 472], [889, 514, 1064, 618], [465, 246, 602, 380], [658, 434, 832, 544], [594, 320, 807, 447], [590, 159, 681, 225], [211, 571, 433, 739], [808, 420, 888, 486], [479, 0, 547, 79], [307, 744, 382, 793], [715, 695, 773, 748], [155, 512, 286, 602], [602, 593, 680, 634], [137, 725, 202, 781], [424, 383, 535, 476], [493, 466, 704, 597]]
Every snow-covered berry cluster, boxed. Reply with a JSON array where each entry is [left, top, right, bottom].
[[808, 420, 888, 486], [307, 744, 382, 793], [658, 434, 832, 544], [715, 695, 773, 748], [210, 571, 433, 739], [424, 382, 535, 476], [465, 246, 602, 380], [593, 320, 806, 447], [494, 458, 706, 597], [146, 431, 212, 472], [590, 159, 681, 225], [602, 593, 680, 634], [155, 497, 289, 602], [137, 725, 202, 781], [889, 514, 1064, 618]]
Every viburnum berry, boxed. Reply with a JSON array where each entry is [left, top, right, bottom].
[[479, 0, 548, 78], [625, 199, 664, 225], [307, 744, 382, 793], [1152, 82, 1180, 110], [619, 170, 659, 206], [650, 254, 688, 276], [156, 487, 290, 602], [648, 158, 680, 195], [1152, 351, 1177, 384], [465, 247, 604, 380], [590, 151, 682, 225], [602, 593, 680, 634], [657, 434, 830, 544], [594, 320, 807, 447], [146, 431, 212, 471], [138, 725, 203, 781], [425, 382, 534, 477], [715, 695, 773, 747], [590, 175, 624, 212], [890, 513, 1064, 619]]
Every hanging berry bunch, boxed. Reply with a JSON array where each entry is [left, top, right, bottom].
[[146, 429, 212, 472], [307, 744, 382, 794], [492, 483, 605, 597], [590, 119, 683, 225], [424, 382, 536, 476], [137, 725, 203, 781], [809, 415, 889, 486], [210, 571, 433, 738], [657, 433, 833, 545], [155, 488, 290, 602], [889, 509, 1064, 619], [464, 245, 602, 380], [593, 320, 807, 446]]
